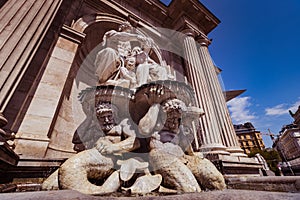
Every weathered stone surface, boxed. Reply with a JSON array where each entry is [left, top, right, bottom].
[[117, 158, 149, 182], [149, 148, 201, 193], [122, 174, 162, 194], [41, 170, 59, 191], [185, 156, 226, 190], [57, 148, 118, 195]]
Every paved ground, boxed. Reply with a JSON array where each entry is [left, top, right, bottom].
[[0, 189, 299, 200]]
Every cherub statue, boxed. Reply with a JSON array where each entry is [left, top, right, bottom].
[[94, 21, 151, 84], [131, 46, 169, 86], [105, 55, 137, 88]]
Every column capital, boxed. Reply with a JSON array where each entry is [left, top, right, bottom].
[[175, 18, 199, 39], [181, 28, 197, 38], [195, 34, 212, 46]]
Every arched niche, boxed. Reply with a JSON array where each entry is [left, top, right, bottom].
[[71, 14, 164, 86], [45, 13, 165, 157]]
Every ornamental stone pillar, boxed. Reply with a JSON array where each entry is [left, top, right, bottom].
[[181, 29, 228, 155], [0, 0, 63, 112], [196, 36, 245, 156], [14, 25, 85, 158]]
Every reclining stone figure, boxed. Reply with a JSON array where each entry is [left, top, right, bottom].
[[139, 97, 226, 192], [43, 102, 161, 195]]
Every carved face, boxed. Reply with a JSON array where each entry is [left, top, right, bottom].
[[118, 21, 133, 32], [126, 56, 136, 71], [131, 46, 142, 56], [97, 111, 116, 134], [163, 109, 182, 133]]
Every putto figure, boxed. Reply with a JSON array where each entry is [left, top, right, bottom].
[[94, 21, 151, 85], [94, 21, 171, 89]]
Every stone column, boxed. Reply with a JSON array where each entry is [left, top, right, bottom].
[[14, 25, 85, 158], [196, 36, 245, 156], [0, 0, 63, 112], [181, 29, 228, 155]]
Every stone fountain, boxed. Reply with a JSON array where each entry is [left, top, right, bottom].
[[41, 21, 226, 195]]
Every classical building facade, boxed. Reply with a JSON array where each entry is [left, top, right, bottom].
[[273, 124, 300, 175], [234, 122, 265, 154], [290, 106, 300, 128], [0, 0, 261, 181]]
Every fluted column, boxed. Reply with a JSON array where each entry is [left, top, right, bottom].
[[196, 36, 245, 156], [0, 0, 63, 112], [181, 29, 228, 155]]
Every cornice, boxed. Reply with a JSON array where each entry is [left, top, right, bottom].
[[106, 0, 220, 35], [60, 25, 86, 44], [176, 17, 199, 37], [167, 0, 220, 34]]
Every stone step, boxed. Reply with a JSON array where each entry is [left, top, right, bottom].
[[0, 189, 299, 200], [226, 176, 300, 193]]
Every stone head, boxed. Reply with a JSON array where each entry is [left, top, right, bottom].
[[96, 102, 119, 134], [161, 99, 187, 133], [125, 56, 136, 71], [131, 46, 143, 56], [118, 21, 133, 32]]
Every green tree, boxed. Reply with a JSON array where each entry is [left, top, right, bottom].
[[248, 148, 282, 175]]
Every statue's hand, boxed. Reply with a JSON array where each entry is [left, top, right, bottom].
[[107, 125, 122, 136], [152, 132, 161, 140], [100, 144, 120, 155], [95, 139, 113, 154], [144, 85, 164, 105]]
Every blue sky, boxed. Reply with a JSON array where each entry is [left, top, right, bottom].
[[161, 0, 300, 147], [199, 0, 300, 147]]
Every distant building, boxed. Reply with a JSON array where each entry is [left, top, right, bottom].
[[273, 124, 300, 175], [290, 106, 300, 128], [277, 124, 300, 161], [234, 122, 265, 154]]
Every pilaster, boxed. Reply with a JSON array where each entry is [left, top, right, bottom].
[[0, 0, 63, 112], [14, 26, 85, 158]]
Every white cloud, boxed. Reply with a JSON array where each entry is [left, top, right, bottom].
[[227, 96, 256, 124], [265, 99, 300, 116]]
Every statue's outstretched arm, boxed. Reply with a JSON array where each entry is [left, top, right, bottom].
[[117, 118, 140, 152], [138, 104, 160, 136]]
